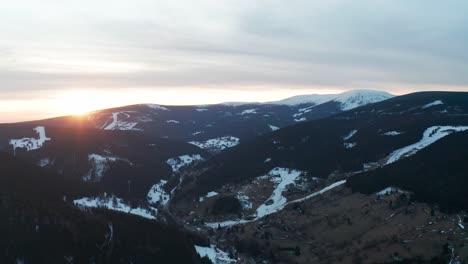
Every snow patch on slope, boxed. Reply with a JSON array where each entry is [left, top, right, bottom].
[[10, 126, 51, 153], [344, 142, 357, 149], [382, 131, 404, 136], [422, 100, 444, 109], [167, 154, 204, 173], [269, 125, 279, 131], [83, 154, 123, 182], [376, 187, 409, 196], [102, 112, 138, 130], [147, 180, 170, 206], [386, 126, 468, 165], [74, 195, 157, 220], [194, 244, 237, 264], [147, 104, 170, 111], [206, 191, 219, 198], [255, 168, 303, 218], [37, 158, 51, 167], [240, 109, 257, 115], [206, 179, 346, 228], [189, 136, 240, 152], [343, 130, 357, 141]]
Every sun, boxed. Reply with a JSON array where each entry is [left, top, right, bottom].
[[53, 91, 105, 116]]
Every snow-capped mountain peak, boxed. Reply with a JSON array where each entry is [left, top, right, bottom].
[[269, 89, 394, 110], [269, 94, 336, 106], [333, 89, 394, 110]]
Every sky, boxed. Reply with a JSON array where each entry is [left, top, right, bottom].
[[1, 0, 468, 122]]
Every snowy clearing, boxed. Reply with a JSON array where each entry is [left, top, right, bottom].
[[343, 130, 357, 141], [256, 168, 303, 218], [344, 142, 357, 149], [74, 196, 157, 220], [37, 158, 51, 167], [147, 180, 170, 206], [237, 193, 253, 210], [83, 154, 122, 182], [10, 126, 51, 153], [194, 244, 237, 264], [422, 100, 444, 109], [458, 215, 465, 230], [147, 104, 170, 111], [167, 154, 204, 173], [102, 112, 138, 130], [294, 117, 306, 122], [386, 126, 468, 165], [382, 131, 404, 136], [166, 120, 180, 124], [196, 108, 209, 112], [269, 125, 279, 131], [206, 191, 219, 198], [240, 109, 257, 115], [206, 179, 346, 228], [376, 187, 409, 196], [189, 136, 240, 152]]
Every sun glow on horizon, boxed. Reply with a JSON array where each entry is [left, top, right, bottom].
[[49, 87, 346, 116], [0, 84, 446, 124]]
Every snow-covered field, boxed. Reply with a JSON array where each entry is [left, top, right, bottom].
[[386, 126, 468, 164], [206, 179, 347, 228], [344, 142, 357, 149], [236, 193, 253, 210], [102, 112, 138, 130], [74, 196, 157, 220], [422, 100, 443, 109], [382, 131, 404, 136], [166, 120, 179, 124], [375, 186, 409, 196], [256, 168, 303, 218], [194, 244, 237, 264], [189, 136, 240, 152], [343, 129, 357, 141], [294, 117, 306, 122], [147, 104, 170, 111], [240, 109, 257, 115], [206, 191, 219, 198], [10, 126, 51, 153], [269, 125, 279, 131], [166, 154, 204, 173], [147, 180, 170, 206]]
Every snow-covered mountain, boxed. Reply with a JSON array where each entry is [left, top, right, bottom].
[[24, 90, 394, 151], [270, 89, 394, 110], [332, 89, 394, 110]]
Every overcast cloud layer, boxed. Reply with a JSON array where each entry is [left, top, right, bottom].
[[1, 1, 468, 121]]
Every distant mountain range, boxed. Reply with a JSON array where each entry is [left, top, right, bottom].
[[10, 90, 394, 148]]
